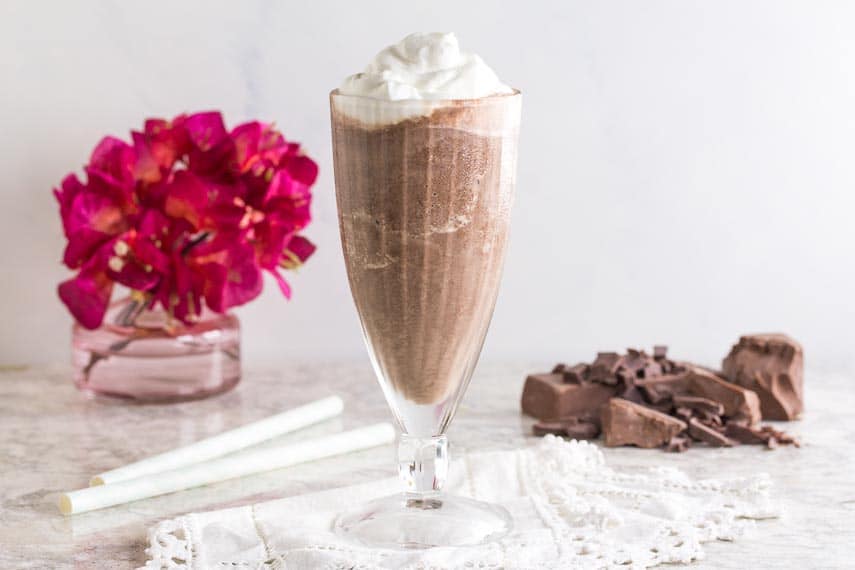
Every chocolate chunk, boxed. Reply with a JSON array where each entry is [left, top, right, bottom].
[[590, 352, 622, 384], [672, 395, 725, 417], [637, 361, 664, 380], [532, 420, 566, 436], [601, 398, 687, 448], [636, 372, 690, 405], [653, 345, 668, 360], [684, 365, 762, 427], [562, 363, 590, 384], [666, 434, 692, 453], [532, 417, 600, 439], [698, 411, 724, 427], [724, 424, 801, 448], [674, 406, 694, 422], [564, 421, 601, 440], [687, 417, 737, 447], [723, 423, 768, 444], [551, 363, 566, 374], [521, 373, 617, 421], [721, 334, 804, 421]]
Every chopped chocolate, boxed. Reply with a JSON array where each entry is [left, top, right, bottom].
[[684, 365, 762, 427], [723, 423, 768, 444], [525, 343, 800, 452], [532, 417, 600, 439], [562, 363, 590, 384], [674, 406, 694, 423], [672, 395, 725, 417], [722, 422, 800, 448], [636, 372, 689, 405], [590, 352, 622, 384], [637, 361, 664, 380], [687, 418, 736, 447], [697, 411, 724, 428], [532, 420, 566, 436], [666, 434, 692, 453], [601, 398, 687, 448], [721, 333, 804, 420], [521, 373, 617, 421]]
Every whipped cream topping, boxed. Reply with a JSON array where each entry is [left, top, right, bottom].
[[339, 32, 513, 101]]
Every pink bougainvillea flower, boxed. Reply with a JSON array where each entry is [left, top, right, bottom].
[[282, 235, 316, 268], [85, 137, 138, 210], [57, 240, 117, 329], [268, 234, 317, 299], [184, 112, 235, 178], [199, 240, 264, 313], [55, 112, 316, 329], [55, 175, 128, 269], [164, 170, 210, 229]]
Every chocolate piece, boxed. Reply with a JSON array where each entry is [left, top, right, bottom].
[[721, 333, 804, 420], [562, 363, 590, 384], [601, 398, 687, 448], [636, 372, 690, 405], [674, 406, 694, 423], [532, 420, 568, 436], [526, 346, 798, 453], [672, 395, 725, 417], [721, 423, 800, 447], [687, 418, 736, 447], [666, 434, 692, 453], [653, 345, 668, 360], [698, 411, 724, 427], [532, 417, 600, 439], [723, 423, 768, 444], [684, 365, 762, 427], [590, 352, 622, 384], [638, 361, 665, 380], [521, 373, 617, 421]]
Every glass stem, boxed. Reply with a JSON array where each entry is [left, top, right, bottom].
[[397, 434, 448, 496]]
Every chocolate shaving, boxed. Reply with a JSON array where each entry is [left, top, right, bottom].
[[687, 418, 736, 447], [666, 434, 692, 453]]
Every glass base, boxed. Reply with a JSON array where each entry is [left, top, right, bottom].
[[71, 298, 241, 402], [334, 493, 512, 549]]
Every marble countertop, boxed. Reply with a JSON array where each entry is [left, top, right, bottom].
[[0, 362, 852, 569]]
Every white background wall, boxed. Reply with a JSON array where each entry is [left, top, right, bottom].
[[2, 1, 853, 371]]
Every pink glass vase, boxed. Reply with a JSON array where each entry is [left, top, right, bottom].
[[72, 296, 241, 402]]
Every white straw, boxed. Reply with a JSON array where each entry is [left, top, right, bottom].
[[59, 422, 396, 515], [90, 396, 345, 486]]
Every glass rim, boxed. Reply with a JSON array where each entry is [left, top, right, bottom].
[[329, 88, 521, 105]]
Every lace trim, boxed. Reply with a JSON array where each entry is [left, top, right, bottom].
[[144, 517, 193, 569], [143, 437, 776, 570]]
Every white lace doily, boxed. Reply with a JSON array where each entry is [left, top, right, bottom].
[[143, 436, 777, 569]]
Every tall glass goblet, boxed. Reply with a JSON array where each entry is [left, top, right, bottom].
[[330, 89, 521, 548]]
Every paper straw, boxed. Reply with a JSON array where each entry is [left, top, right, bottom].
[[90, 395, 345, 486], [59, 422, 396, 515]]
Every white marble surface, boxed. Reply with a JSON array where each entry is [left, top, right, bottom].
[[0, 362, 852, 569]]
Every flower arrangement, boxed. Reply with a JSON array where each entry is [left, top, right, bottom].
[[55, 112, 317, 329]]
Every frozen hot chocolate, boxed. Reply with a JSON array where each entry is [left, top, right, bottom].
[[331, 33, 520, 434]]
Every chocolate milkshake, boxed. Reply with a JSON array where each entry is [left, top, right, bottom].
[[331, 32, 520, 549], [331, 33, 521, 436]]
